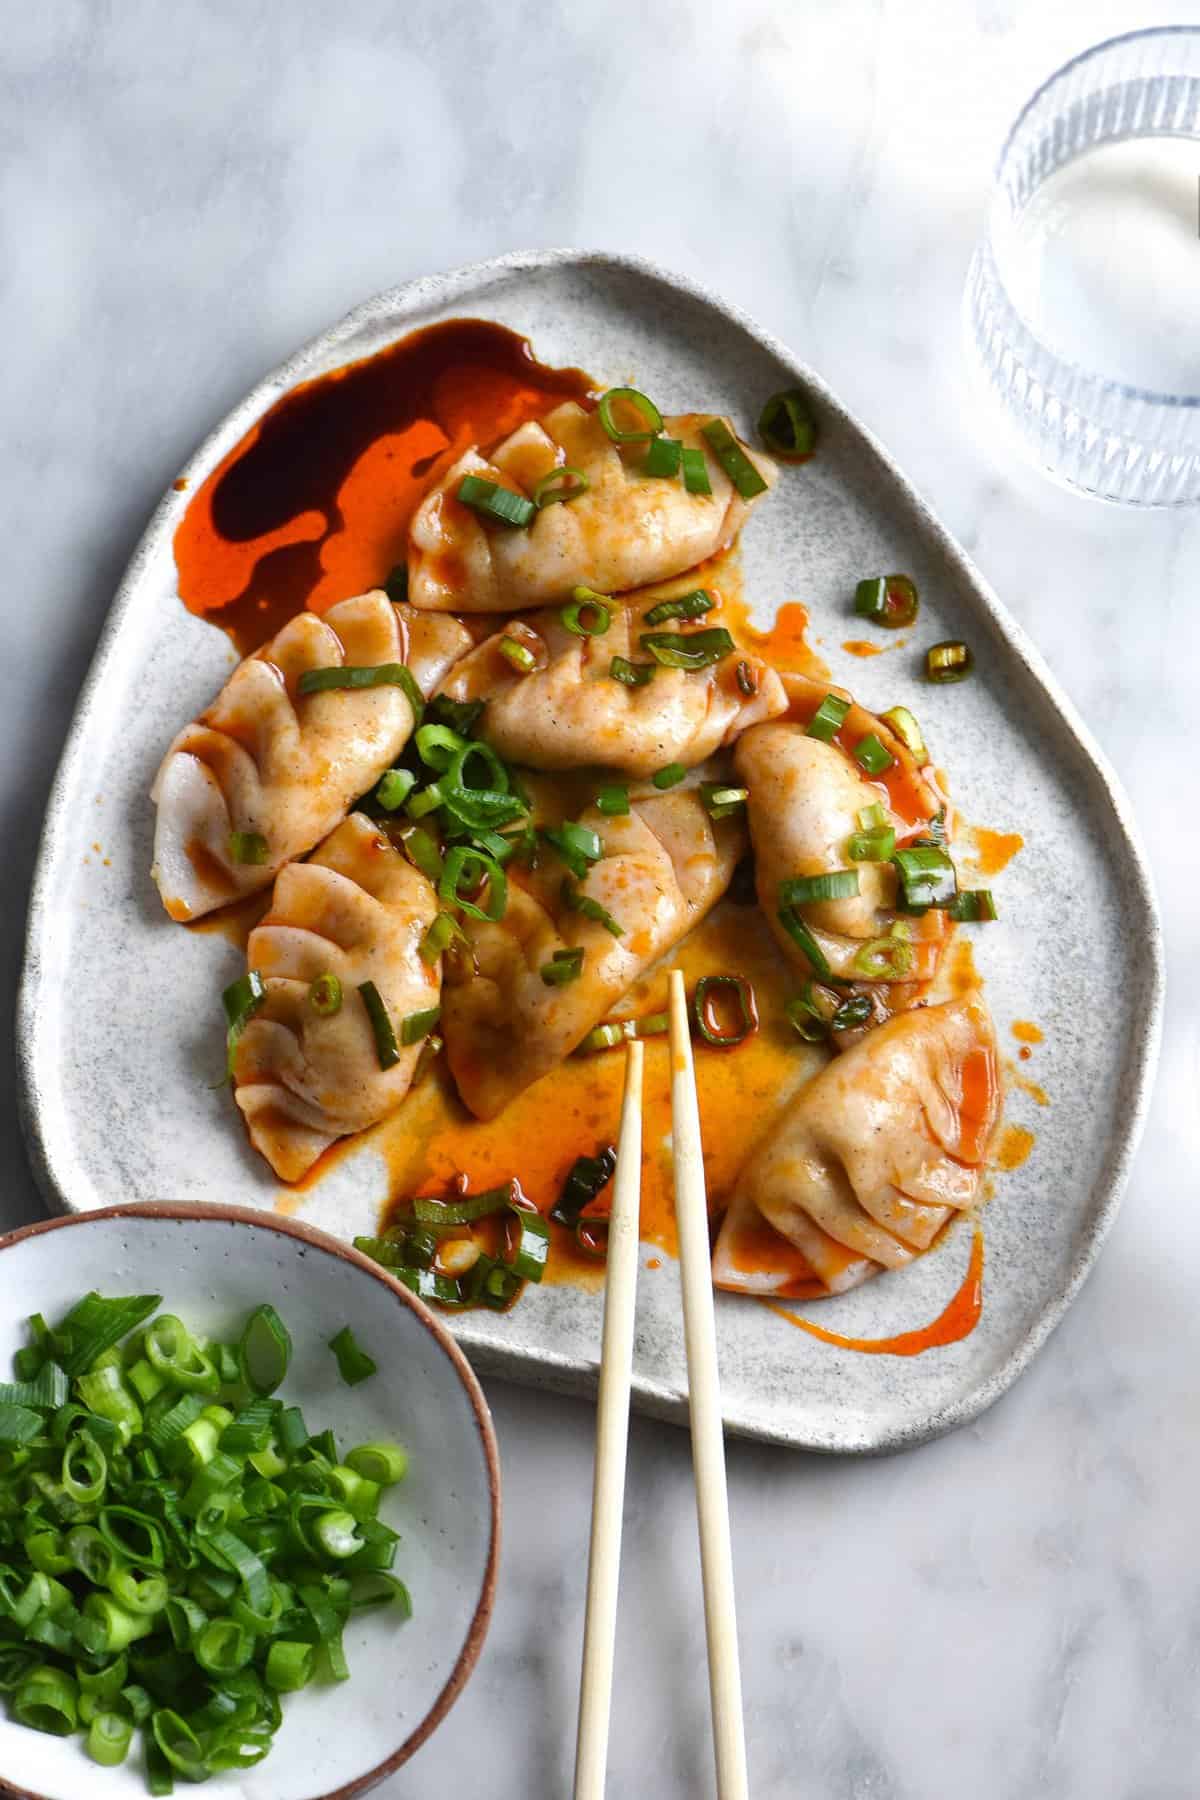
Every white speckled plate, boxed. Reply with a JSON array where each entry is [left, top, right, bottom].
[[16, 251, 1163, 1454]]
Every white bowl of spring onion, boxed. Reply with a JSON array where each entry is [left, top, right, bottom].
[[0, 1203, 499, 1800]]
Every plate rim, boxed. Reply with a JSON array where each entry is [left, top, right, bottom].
[[15, 247, 1166, 1455]]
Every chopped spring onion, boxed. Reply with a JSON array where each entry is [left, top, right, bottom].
[[700, 782, 749, 820], [419, 911, 460, 965], [735, 659, 760, 696], [852, 733, 895, 776], [847, 823, 896, 861], [700, 417, 769, 499], [851, 930, 917, 981], [691, 975, 759, 1048], [806, 693, 851, 742], [561, 879, 623, 938], [0, 1401, 42, 1445], [296, 664, 424, 720], [358, 980, 400, 1069], [926, 639, 974, 682], [652, 762, 687, 790], [892, 843, 958, 912], [643, 435, 682, 478], [531, 465, 589, 507], [854, 574, 919, 629], [880, 704, 927, 761], [681, 445, 712, 495], [346, 1443, 408, 1486], [455, 473, 535, 528], [222, 971, 265, 1076], [609, 655, 655, 687], [541, 947, 585, 986], [777, 906, 832, 979], [384, 563, 408, 603], [639, 627, 734, 670], [399, 1005, 441, 1048], [948, 889, 999, 922], [758, 388, 818, 460], [831, 994, 873, 1032], [399, 823, 443, 884], [785, 986, 834, 1043], [596, 784, 630, 815], [328, 1328, 378, 1388], [87, 1708, 133, 1766], [498, 634, 537, 673], [411, 1182, 517, 1227], [238, 1306, 292, 1397], [780, 870, 860, 906], [405, 780, 446, 820], [228, 831, 268, 866], [560, 588, 612, 637], [426, 693, 484, 738], [415, 722, 466, 771], [375, 768, 416, 811], [550, 1150, 616, 1229], [596, 386, 663, 443], [927, 807, 948, 846], [439, 845, 508, 921], [56, 1294, 163, 1381], [541, 821, 603, 879], [308, 973, 343, 1017], [643, 588, 714, 626], [144, 1314, 219, 1393], [504, 1211, 551, 1283], [578, 1012, 668, 1053]]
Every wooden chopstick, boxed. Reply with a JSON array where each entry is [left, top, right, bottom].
[[668, 968, 750, 1800], [573, 1038, 644, 1800]]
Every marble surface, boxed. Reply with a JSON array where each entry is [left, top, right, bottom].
[[1, 2, 1195, 1795]]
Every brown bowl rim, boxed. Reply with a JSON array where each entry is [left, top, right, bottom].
[[0, 1200, 501, 1800]]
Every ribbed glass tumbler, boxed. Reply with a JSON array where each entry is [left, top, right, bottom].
[[965, 27, 1200, 505]]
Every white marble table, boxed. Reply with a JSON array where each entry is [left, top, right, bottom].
[[3, 3, 1196, 1794]]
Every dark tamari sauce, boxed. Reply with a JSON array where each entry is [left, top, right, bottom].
[[174, 319, 594, 654]]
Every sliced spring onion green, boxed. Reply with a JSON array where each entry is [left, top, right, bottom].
[[228, 831, 269, 866], [503, 1211, 551, 1282], [596, 386, 663, 443], [541, 947, 585, 986], [639, 627, 734, 670], [643, 435, 682, 478], [541, 821, 603, 879], [652, 762, 687, 790], [777, 906, 832, 979], [414, 722, 466, 771], [880, 704, 927, 760], [926, 639, 974, 682], [86, 1708, 133, 1766], [643, 589, 714, 626], [426, 693, 483, 737], [681, 445, 712, 494], [550, 1149, 617, 1229], [691, 975, 759, 1048], [439, 845, 508, 922], [308, 973, 343, 1017], [0, 1401, 42, 1446], [847, 825, 896, 862], [806, 693, 850, 742], [498, 634, 537, 673], [455, 473, 535, 528], [831, 994, 873, 1032], [892, 843, 958, 912], [700, 783, 749, 820], [358, 980, 400, 1069], [758, 388, 817, 460], [948, 889, 999, 922], [145, 1315, 219, 1393], [238, 1306, 292, 1397], [852, 733, 895, 776], [785, 989, 830, 1043], [399, 1005, 441, 1048], [595, 784, 630, 815], [296, 664, 424, 721], [561, 879, 623, 938], [779, 870, 860, 906], [417, 912, 457, 965], [609, 655, 655, 687], [560, 588, 612, 636], [221, 972, 265, 1077], [577, 1012, 669, 1053], [700, 417, 769, 499], [346, 1443, 408, 1486], [375, 768, 417, 810], [58, 1293, 162, 1379], [854, 574, 919, 629], [328, 1329, 378, 1388], [531, 465, 588, 507]]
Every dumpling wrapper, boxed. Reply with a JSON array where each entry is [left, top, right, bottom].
[[232, 813, 440, 1182], [152, 593, 470, 921], [407, 403, 776, 613], [712, 995, 1000, 1298], [438, 604, 786, 778], [442, 790, 746, 1119]]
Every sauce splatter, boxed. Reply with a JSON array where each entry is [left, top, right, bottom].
[[730, 599, 831, 680], [968, 827, 1024, 876], [1011, 1019, 1043, 1045], [174, 319, 594, 654], [994, 1124, 1035, 1170], [765, 1227, 984, 1356], [842, 639, 883, 658]]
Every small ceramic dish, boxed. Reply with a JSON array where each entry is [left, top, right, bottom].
[[0, 1203, 500, 1800]]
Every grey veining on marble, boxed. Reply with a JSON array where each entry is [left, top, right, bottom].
[[1, 3, 1197, 1797]]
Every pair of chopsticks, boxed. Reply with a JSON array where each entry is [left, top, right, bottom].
[[573, 969, 749, 1800]]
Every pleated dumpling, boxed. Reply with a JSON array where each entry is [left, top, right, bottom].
[[711, 995, 1000, 1298], [442, 790, 745, 1119], [437, 603, 786, 778], [734, 681, 950, 988], [407, 402, 775, 613], [231, 813, 440, 1181], [152, 593, 471, 921]]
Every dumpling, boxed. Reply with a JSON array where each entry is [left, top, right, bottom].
[[712, 995, 1000, 1297], [437, 603, 786, 777], [152, 592, 471, 921], [231, 813, 440, 1181], [407, 402, 775, 613], [442, 790, 745, 1119], [734, 682, 949, 987]]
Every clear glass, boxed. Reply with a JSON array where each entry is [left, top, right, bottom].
[[965, 27, 1200, 505]]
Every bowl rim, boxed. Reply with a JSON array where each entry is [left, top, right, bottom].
[[0, 1200, 501, 1800]]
